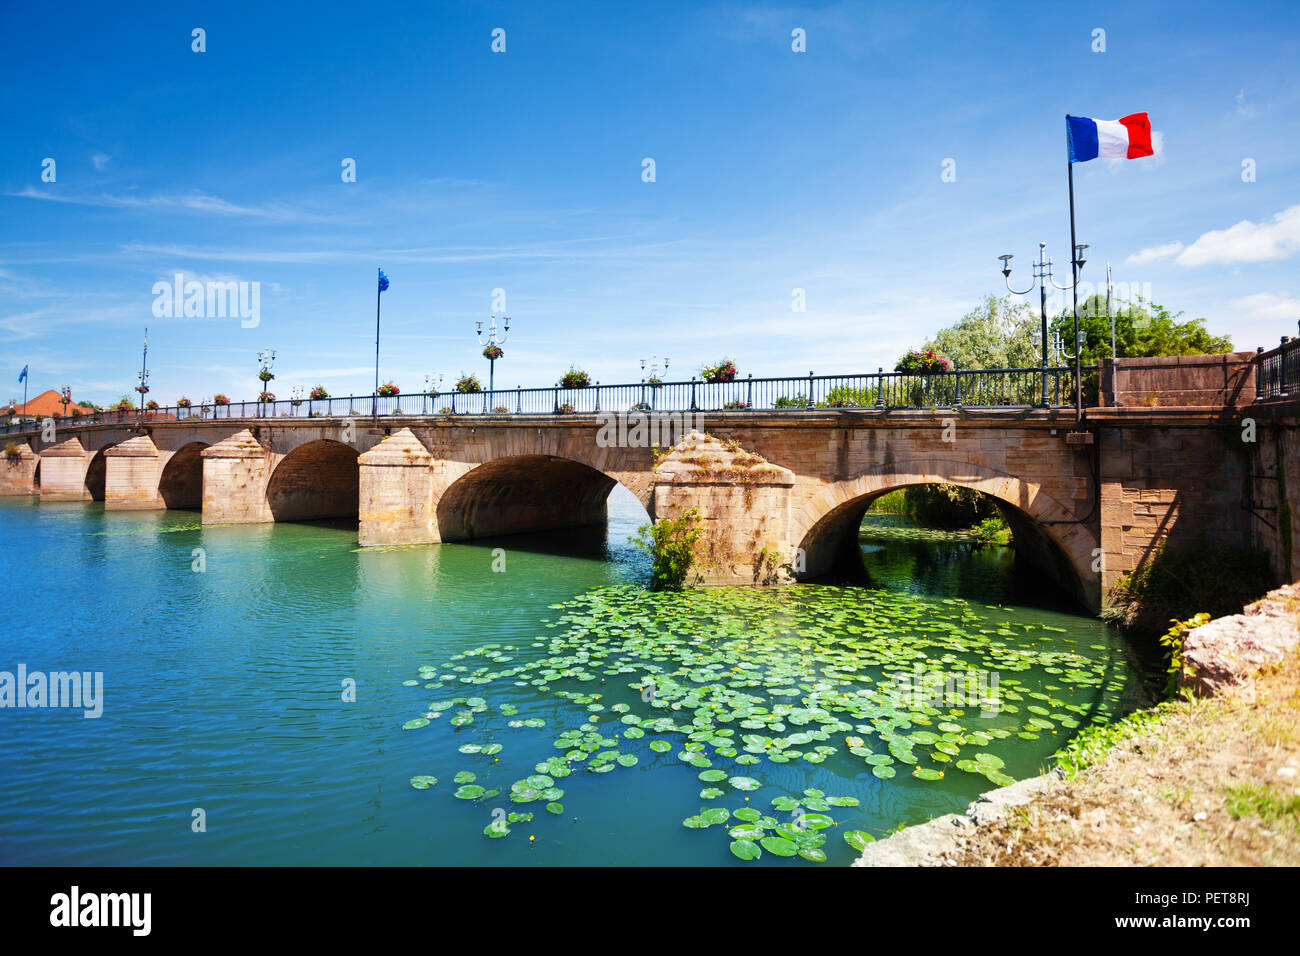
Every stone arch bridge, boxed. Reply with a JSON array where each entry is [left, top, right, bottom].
[[2, 403, 1272, 613]]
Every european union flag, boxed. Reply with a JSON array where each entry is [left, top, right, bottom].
[[18, 365, 27, 383], [378, 269, 390, 293]]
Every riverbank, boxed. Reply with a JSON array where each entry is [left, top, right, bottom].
[[855, 583, 1300, 866]]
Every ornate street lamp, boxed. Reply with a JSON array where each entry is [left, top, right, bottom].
[[257, 348, 276, 418], [60, 385, 71, 418], [999, 242, 1083, 408], [424, 373, 443, 415], [475, 314, 510, 396], [639, 356, 669, 409], [135, 328, 150, 419]]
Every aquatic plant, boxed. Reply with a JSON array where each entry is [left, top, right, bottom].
[[401, 583, 1136, 864]]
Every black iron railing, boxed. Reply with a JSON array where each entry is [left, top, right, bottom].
[[1257, 337, 1300, 400], [0, 367, 1079, 436]]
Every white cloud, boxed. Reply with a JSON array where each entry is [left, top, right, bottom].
[[1176, 204, 1300, 266], [91, 153, 111, 170], [1235, 90, 1255, 118], [1230, 291, 1300, 323], [1126, 241, 1184, 265]]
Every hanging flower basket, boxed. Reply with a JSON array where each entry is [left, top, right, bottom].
[[259, 391, 276, 403], [291, 399, 303, 407], [309, 386, 329, 400], [377, 383, 400, 397], [135, 384, 150, 395], [176, 397, 192, 408], [482, 344, 504, 361], [894, 350, 951, 374], [702, 359, 737, 383], [456, 374, 481, 393], [645, 376, 664, 390], [213, 394, 231, 406], [258, 369, 275, 383], [559, 368, 590, 389], [146, 400, 160, 410]]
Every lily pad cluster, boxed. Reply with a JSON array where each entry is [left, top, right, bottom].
[[403, 584, 1137, 864]]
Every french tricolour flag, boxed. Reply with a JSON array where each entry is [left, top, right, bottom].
[[1067, 113, 1153, 162]]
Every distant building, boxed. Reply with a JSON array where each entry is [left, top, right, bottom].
[[2, 389, 94, 419]]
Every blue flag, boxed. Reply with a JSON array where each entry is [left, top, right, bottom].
[[18, 365, 27, 383], [378, 269, 390, 292]]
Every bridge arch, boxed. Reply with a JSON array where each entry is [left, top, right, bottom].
[[159, 441, 208, 509], [84, 444, 116, 501], [436, 453, 635, 541], [267, 439, 359, 521], [791, 458, 1098, 609]]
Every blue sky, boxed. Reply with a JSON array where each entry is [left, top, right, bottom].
[[2, 0, 1298, 406]]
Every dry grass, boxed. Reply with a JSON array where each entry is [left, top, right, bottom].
[[946, 647, 1300, 866]]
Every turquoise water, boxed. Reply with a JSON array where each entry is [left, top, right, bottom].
[[0, 494, 1151, 866]]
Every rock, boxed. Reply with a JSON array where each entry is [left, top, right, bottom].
[[1180, 593, 1300, 698]]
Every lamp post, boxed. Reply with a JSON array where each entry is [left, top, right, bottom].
[[424, 373, 443, 415], [475, 314, 510, 397], [999, 242, 1082, 408], [257, 348, 276, 418], [135, 329, 150, 420], [639, 355, 669, 409], [60, 385, 71, 418]]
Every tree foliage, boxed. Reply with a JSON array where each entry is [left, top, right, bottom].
[[1052, 294, 1232, 365], [923, 294, 1042, 370]]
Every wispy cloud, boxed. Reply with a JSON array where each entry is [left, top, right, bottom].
[[1230, 291, 1299, 322], [7, 187, 336, 223], [1127, 241, 1184, 265], [91, 153, 111, 170]]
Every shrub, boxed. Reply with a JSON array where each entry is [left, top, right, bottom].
[[4, 441, 22, 462], [1108, 540, 1273, 628], [631, 508, 704, 589], [970, 515, 1012, 547], [702, 359, 737, 383], [819, 385, 877, 408], [774, 394, 812, 408], [559, 367, 590, 389], [1159, 613, 1211, 696]]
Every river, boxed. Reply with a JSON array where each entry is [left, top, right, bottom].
[[0, 492, 1155, 865]]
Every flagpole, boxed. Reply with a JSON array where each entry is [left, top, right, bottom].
[[1066, 115, 1082, 427], [374, 267, 381, 422], [22, 369, 27, 423], [1107, 262, 1115, 360]]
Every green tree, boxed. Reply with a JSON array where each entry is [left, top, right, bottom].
[[1052, 294, 1232, 364], [923, 294, 1042, 370]]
